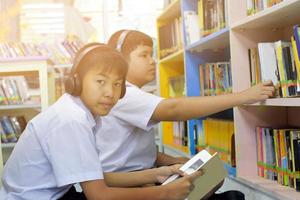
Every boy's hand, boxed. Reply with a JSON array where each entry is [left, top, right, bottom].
[[239, 80, 275, 104], [175, 156, 189, 164], [163, 170, 203, 200], [156, 164, 184, 183]]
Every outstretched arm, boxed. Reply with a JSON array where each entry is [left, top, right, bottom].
[[151, 81, 274, 121]]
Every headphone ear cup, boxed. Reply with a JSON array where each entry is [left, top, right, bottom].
[[65, 76, 76, 95], [72, 75, 82, 96], [120, 81, 126, 98], [64, 75, 82, 96]]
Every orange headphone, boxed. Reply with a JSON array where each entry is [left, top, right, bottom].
[[65, 43, 126, 98]]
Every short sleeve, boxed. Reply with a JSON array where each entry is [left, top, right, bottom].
[[45, 121, 103, 187], [111, 87, 163, 131]]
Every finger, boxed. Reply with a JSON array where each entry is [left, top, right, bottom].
[[171, 167, 184, 176], [198, 169, 204, 176], [189, 183, 195, 191], [173, 164, 183, 170], [262, 80, 273, 86], [263, 86, 275, 92], [186, 170, 203, 182], [262, 90, 273, 97], [260, 94, 269, 100], [170, 164, 182, 172]]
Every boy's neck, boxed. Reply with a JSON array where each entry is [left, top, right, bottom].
[[127, 79, 144, 88]]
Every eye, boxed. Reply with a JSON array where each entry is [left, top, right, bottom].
[[114, 82, 122, 87], [97, 80, 105, 85]]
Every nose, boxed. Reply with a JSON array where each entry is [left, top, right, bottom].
[[150, 57, 156, 65], [103, 83, 114, 98]]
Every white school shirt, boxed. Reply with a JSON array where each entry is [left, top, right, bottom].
[[96, 82, 163, 172], [1, 94, 103, 200]]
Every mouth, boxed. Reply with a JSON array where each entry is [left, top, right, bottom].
[[98, 102, 114, 109]]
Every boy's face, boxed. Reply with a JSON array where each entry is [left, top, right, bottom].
[[127, 45, 155, 87], [80, 65, 124, 116]]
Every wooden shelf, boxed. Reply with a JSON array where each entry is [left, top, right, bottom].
[[157, 0, 180, 23], [0, 56, 48, 62], [0, 104, 41, 110], [186, 28, 230, 53], [237, 176, 300, 200], [1, 143, 16, 148], [53, 63, 72, 69], [248, 98, 300, 107], [158, 49, 184, 64], [231, 0, 300, 30], [156, 1, 300, 199]]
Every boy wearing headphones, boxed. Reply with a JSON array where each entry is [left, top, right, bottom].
[[96, 30, 275, 173], [0, 44, 201, 200]]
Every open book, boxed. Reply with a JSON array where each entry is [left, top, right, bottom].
[[162, 150, 227, 200]]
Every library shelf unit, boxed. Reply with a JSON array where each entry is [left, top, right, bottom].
[[230, 0, 300, 199], [157, 0, 300, 199], [157, 0, 233, 161], [0, 57, 57, 176]]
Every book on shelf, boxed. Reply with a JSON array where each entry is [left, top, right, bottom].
[[0, 115, 26, 144], [173, 121, 188, 147], [202, 119, 235, 167], [0, 35, 84, 65], [198, 0, 227, 37], [246, 0, 284, 16], [0, 76, 29, 105], [184, 11, 200, 45], [158, 17, 183, 59], [199, 62, 232, 96], [162, 149, 227, 200], [256, 127, 300, 192], [249, 26, 300, 98]]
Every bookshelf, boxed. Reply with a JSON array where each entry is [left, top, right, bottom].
[[157, 0, 300, 199], [0, 58, 56, 176]]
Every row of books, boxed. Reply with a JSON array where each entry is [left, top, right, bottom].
[[0, 116, 26, 144], [0, 76, 29, 105], [249, 25, 300, 98], [247, 0, 284, 16], [158, 17, 183, 59], [173, 121, 188, 147], [198, 62, 232, 96], [256, 127, 300, 191], [198, 0, 227, 37], [200, 119, 235, 166], [0, 35, 84, 65], [184, 0, 227, 46]]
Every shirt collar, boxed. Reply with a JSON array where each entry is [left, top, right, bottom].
[[67, 93, 97, 128], [126, 81, 137, 88]]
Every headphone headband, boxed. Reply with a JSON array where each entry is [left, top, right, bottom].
[[71, 44, 103, 75], [116, 30, 130, 52]]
